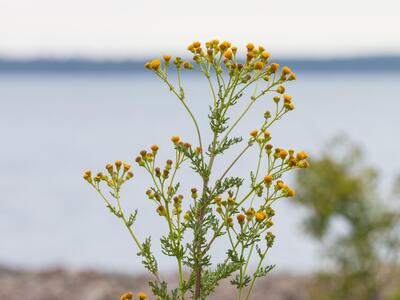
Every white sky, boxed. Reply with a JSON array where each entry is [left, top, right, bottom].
[[1, 0, 400, 58]]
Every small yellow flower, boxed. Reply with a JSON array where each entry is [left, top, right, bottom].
[[283, 94, 292, 102], [296, 151, 309, 160], [123, 163, 131, 172], [261, 51, 270, 59], [276, 85, 285, 94], [120, 292, 133, 300], [149, 59, 161, 70], [288, 72, 297, 81], [237, 214, 246, 224], [270, 63, 280, 73], [115, 160, 123, 170], [219, 41, 231, 51], [183, 61, 193, 69], [224, 50, 233, 60], [106, 163, 113, 172], [276, 180, 285, 189], [264, 131, 270, 138], [263, 175, 273, 185], [273, 96, 280, 103], [171, 135, 180, 143], [151, 144, 159, 152], [282, 66, 291, 74], [137, 292, 147, 300], [246, 43, 255, 51], [249, 129, 259, 137], [255, 211, 266, 222], [285, 103, 295, 110], [286, 187, 296, 197], [279, 149, 288, 159], [254, 61, 264, 70], [83, 170, 92, 181], [192, 41, 201, 48], [163, 55, 172, 62]]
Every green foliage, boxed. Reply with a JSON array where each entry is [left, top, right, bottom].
[[294, 138, 400, 300]]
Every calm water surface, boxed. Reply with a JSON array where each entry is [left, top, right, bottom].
[[0, 72, 399, 273]]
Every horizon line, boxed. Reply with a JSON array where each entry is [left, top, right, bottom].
[[1, 55, 400, 73]]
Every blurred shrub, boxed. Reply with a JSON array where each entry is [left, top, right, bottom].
[[294, 138, 400, 300]]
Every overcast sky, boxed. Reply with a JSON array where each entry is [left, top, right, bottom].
[[1, 0, 399, 58]]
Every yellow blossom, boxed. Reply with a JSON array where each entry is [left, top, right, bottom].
[[120, 292, 133, 300], [149, 59, 161, 70]]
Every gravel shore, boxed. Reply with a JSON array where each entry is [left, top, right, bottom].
[[0, 266, 309, 300]]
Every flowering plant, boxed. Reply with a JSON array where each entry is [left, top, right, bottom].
[[84, 40, 309, 300]]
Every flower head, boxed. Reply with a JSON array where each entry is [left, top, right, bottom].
[[120, 292, 133, 300]]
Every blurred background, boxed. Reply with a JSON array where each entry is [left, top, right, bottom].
[[1, 0, 399, 299]]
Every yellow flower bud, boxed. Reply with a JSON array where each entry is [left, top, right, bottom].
[[255, 211, 266, 222], [261, 51, 270, 59], [270, 63, 280, 73], [123, 163, 131, 172], [283, 94, 292, 102], [138, 292, 147, 300], [224, 50, 233, 60], [120, 292, 133, 300], [296, 151, 309, 160], [151, 144, 159, 152], [193, 41, 201, 48], [237, 214, 246, 224], [83, 170, 92, 182], [276, 180, 285, 189], [286, 187, 296, 197], [288, 72, 297, 80], [282, 66, 291, 74], [249, 129, 259, 137], [276, 85, 285, 94], [149, 59, 161, 70], [254, 61, 264, 70], [115, 160, 122, 170], [279, 149, 288, 159], [246, 43, 255, 51], [263, 175, 273, 185], [163, 55, 172, 62], [171, 135, 180, 143]]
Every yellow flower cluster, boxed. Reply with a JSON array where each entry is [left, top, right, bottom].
[[83, 160, 133, 188], [144, 40, 297, 84], [120, 291, 147, 300]]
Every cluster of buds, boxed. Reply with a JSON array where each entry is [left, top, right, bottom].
[[245, 206, 275, 228], [135, 145, 160, 167], [145, 40, 297, 84], [172, 194, 183, 215], [145, 54, 193, 72], [83, 160, 133, 189], [214, 195, 237, 213], [249, 128, 272, 144], [146, 189, 161, 202], [120, 291, 147, 300], [273, 93, 295, 111], [265, 231, 275, 248], [265, 144, 310, 170]]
